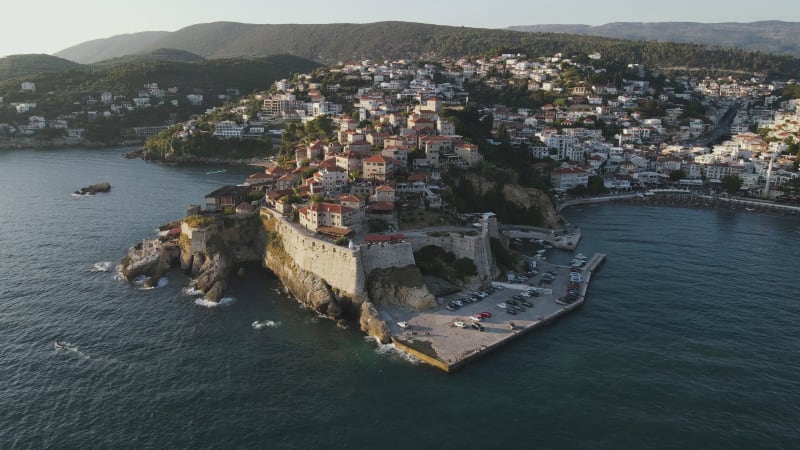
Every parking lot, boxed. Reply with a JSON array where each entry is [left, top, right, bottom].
[[384, 260, 589, 370]]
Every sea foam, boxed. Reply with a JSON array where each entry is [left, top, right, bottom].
[[252, 320, 281, 330], [89, 261, 113, 272]]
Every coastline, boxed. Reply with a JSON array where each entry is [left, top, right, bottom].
[[560, 193, 800, 216]]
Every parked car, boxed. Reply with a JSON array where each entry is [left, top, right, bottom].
[[477, 312, 492, 319]]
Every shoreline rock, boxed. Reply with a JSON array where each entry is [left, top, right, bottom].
[[75, 181, 111, 195]]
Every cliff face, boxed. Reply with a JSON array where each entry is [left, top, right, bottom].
[[366, 266, 437, 311], [179, 213, 263, 303], [260, 214, 350, 319], [462, 173, 560, 228]]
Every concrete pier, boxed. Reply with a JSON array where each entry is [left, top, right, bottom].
[[389, 253, 606, 372]]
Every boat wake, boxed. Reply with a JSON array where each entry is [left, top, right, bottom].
[[252, 320, 281, 330], [89, 261, 114, 272], [206, 169, 227, 175]]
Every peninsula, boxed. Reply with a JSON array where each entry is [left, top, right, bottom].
[[113, 40, 800, 370]]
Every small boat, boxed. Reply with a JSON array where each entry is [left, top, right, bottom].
[[397, 321, 411, 329], [54, 341, 74, 350]]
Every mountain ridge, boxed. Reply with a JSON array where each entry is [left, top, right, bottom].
[[509, 21, 800, 57], [43, 21, 800, 78], [55, 31, 171, 64]]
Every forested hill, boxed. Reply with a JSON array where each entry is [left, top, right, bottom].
[[51, 21, 800, 78], [55, 31, 171, 64], [0, 54, 321, 104], [0, 54, 83, 81], [509, 21, 800, 58]]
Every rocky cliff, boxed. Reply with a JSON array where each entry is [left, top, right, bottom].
[[462, 173, 560, 228], [259, 214, 351, 319], [179, 213, 263, 303], [366, 266, 437, 311]]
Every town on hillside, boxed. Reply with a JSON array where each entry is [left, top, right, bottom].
[[6, 51, 800, 226]]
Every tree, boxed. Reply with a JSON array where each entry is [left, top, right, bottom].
[[669, 169, 686, 183], [454, 257, 478, 279], [721, 174, 742, 195]]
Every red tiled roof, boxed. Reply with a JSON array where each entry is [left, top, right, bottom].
[[369, 201, 395, 212], [552, 167, 589, 175], [363, 154, 390, 164], [308, 202, 353, 215]]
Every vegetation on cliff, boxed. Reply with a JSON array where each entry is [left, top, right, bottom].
[[414, 245, 479, 282], [0, 54, 320, 145], [138, 125, 273, 161]]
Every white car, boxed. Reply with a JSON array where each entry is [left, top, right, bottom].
[[496, 302, 508, 309], [469, 315, 482, 322]]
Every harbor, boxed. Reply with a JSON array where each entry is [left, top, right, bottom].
[[388, 253, 606, 372]]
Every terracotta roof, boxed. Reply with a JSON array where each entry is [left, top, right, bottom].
[[552, 167, 589, 175], [308, 202, 353, 215], [369, 202, 395, 212], [375, 184, 396, 192], [316, 226, 353, 237], [363, 154, 391, 164]]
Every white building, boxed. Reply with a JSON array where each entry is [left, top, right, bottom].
[[186, 94, 204, 105], [214, 121, 244, 139], [550, 167, 590, 190]]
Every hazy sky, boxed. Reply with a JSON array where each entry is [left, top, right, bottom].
[[3, 0, 800, 57]]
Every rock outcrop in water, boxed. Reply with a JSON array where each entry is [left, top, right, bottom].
[[359, 301, 391, 343], [75, 181, 111, 195]]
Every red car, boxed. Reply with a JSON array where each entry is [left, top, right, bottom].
[[477, 311, 492, 319]]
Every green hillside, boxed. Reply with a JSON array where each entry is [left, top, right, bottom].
[[129, 21, 800, 78], [0, 54, 84, 82], [52, 21, 800, 78], [93, 48, 207, 67], [0, 54, 320, 103], [55, 31, 171, 64], [509, 21, 800, 58]]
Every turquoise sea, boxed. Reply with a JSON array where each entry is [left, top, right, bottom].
[[1, 147, 798, 449]]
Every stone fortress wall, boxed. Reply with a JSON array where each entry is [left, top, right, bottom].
[[405, 218, 499, 281], [261, 208, 366, 298]]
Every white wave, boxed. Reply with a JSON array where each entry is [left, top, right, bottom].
[[54, 342, 90, 360], [181, 286, 204, 296], [136, 277, 168, 290], [194, 298, 220, 308], [252, 320, 281, 330], [364, 336, 421, 365], [194, 296, 236, 308], [89, 261, 113, 272]]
